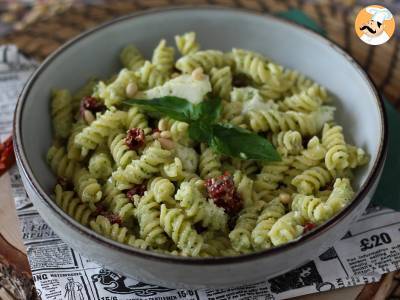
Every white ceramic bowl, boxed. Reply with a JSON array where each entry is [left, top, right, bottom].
[[14, 7, 387, 288]]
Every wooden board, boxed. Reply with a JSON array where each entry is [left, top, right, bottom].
[[0, 173, 36, 300]]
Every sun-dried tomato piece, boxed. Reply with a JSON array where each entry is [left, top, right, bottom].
[[105, 213, 122, 225], [0, 136, 15, 177], [304, 222, 316, 233], [205, 172, 243, 215], [205, 172, 234, 199], [95, 207, 122, 225], [94, 204, 107, 216], [214, 192, 243, 216], [126, 183, 147, 199], [57, 177, 72, 190], [125, 128, 145, 150], [232, 73, 252, 87], [79, 96, 105, 116]]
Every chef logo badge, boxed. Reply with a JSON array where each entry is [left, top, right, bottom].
[[355, 5, 395, 45]]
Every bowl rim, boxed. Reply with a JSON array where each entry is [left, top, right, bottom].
[[14, 5, 388, 265]]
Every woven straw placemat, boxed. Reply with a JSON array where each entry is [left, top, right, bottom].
[[0, 0, 399, 107]]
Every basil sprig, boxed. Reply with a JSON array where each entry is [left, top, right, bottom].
[[124, 96, 199, 122], [210, 124, 281, 161], [124, 96, 280, 161]]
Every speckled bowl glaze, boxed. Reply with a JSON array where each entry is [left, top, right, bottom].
[[14, 7, 387, 288]]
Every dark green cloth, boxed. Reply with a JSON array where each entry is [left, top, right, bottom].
[[371, 101, 400, 209], [279, 10, 400, 210], [276, 9, 325, 35]]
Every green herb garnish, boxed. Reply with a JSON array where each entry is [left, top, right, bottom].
[[124, 96, 198, 122], [210, 124, 281, 161], [124, 96, 280, 161]]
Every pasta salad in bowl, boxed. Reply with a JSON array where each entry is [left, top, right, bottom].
[[47, 33, 369, 256], [14, 7, 387, 288]]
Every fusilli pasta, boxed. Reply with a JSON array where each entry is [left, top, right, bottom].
[[46, 32, 368, 257], [160, 204, 204, 256], [51, 89, 73, 138], [120, 44, 145, 71], [175, 32, 200, 55]]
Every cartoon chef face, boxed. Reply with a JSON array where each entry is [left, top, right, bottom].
[[357, 6, 394, 45], [360, 19, 385, 37]]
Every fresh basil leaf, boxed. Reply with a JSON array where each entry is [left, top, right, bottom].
[[124, 96, 196, 122], [192, 97, 222, 123], [124, 96, 280, 161], [189, 121, 213, 143], [124, 96, 222, 124], [210, 124, 281, 161], [189, 97, 220, 143]]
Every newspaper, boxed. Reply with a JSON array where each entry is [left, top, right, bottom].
[[2, 45, 400, 300]]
